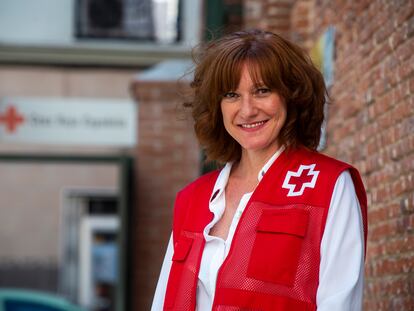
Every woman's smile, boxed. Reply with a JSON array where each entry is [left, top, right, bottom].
[[239, 120, 268, 130]]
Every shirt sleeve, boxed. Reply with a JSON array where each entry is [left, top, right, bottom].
[[151, 234, 174, 311], [316, 170, 365, 311]]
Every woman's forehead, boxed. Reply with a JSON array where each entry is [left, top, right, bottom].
[[231, 62, 265, 86], [216, 58, 271, 91]]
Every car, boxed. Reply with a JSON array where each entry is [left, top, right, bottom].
[[0, 289, 86, 311]]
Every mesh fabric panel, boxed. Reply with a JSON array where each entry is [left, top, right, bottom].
[[213, 202, 324, 310]]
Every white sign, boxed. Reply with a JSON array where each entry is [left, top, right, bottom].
[[0, 97, 137, 147]]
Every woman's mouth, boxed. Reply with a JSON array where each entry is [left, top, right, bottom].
[[239, 120, 268, 129]]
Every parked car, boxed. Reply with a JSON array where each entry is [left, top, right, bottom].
[[0, 289, 86, 311]]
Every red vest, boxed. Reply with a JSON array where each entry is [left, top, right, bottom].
[[164, 147, 368, 311]]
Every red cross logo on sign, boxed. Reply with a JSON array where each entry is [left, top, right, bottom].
[[282, 164, 319, 197], [0, 106, 25, 133]]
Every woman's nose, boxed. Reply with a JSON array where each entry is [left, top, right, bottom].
[[239, 95, 258, 117]]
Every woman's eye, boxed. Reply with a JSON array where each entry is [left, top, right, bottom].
[[223, 92, 238, 99], [255, 87, 271, 95]]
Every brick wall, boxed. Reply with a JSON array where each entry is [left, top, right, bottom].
[[244, 0, 414, 309], [244, 0, 296, 38], [290, 0, 313, 50], [131, 77, 200, 309]]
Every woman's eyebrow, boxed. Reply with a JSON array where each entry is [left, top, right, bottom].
[[252, 82, 267, 88]]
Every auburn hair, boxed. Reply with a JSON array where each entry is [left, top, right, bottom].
[[186, 29, 327, 164]]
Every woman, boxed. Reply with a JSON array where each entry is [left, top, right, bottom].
[[152, 29, 367, 311]]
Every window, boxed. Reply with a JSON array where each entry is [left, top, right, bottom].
[[76, 0, 181, 43]]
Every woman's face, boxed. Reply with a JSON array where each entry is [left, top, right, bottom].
[[220, 64, 287, 158]]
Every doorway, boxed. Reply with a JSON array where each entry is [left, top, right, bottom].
[[0, 154, 133, 311]]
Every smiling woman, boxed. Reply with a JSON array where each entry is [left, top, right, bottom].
[[151, 29, 368, 311]]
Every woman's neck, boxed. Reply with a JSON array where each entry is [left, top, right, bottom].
[[233, 145, 281, 181]]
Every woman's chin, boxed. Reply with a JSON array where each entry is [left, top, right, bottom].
[[240, 141, 280, 155]]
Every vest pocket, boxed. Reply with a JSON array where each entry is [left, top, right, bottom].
[[164, 235, 194, 309], [172, 235, 193, 261], [247, 208, 309, 287]]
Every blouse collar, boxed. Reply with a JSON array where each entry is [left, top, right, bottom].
[[209, 146, 285, 202]]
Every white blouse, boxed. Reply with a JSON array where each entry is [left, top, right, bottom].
[[151, 149, 365, 311]]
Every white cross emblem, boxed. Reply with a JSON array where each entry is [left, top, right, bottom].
[[282, 164, 320, 197]]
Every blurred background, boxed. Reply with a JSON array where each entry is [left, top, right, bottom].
[[0, 0, 412, 310]]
